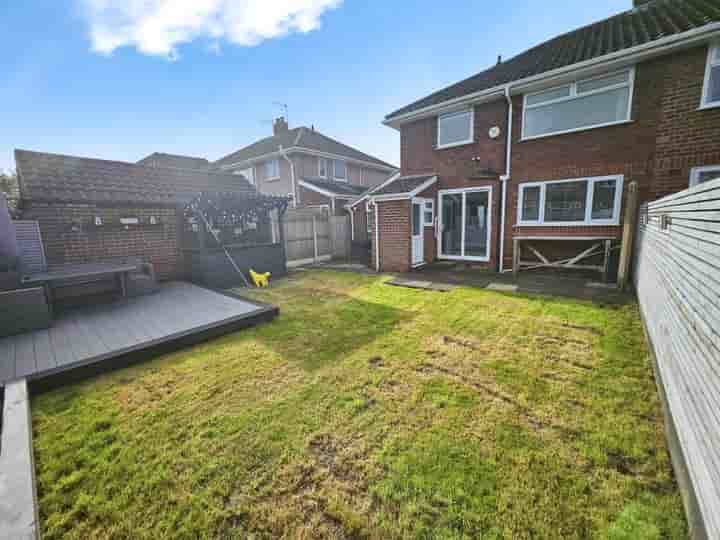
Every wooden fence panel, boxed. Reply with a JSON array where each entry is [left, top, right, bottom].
[[330, 216, 350, 259], [633, 177, 720, 539], [282, 209, 349, 267]]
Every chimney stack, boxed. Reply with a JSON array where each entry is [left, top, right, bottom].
[[273, 116, 289, 135]]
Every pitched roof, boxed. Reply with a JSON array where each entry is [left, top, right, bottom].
[[386, 0, 720, 120], [214, 127, 397, 170], [15, 149, 254, 206], [137, 152, 211, 170], [372, 174, 437, 196], [299, 177, 368, 198]]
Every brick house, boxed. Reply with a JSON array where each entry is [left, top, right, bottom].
[[213, 118, 398, 215], [370, 0, 720, 274], [14, 149, 256, 281]]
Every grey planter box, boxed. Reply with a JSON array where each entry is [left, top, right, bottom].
[[0, 287, 51, 338]]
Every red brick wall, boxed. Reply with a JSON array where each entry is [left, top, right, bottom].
[[401, 100, 507, 178], [373, 200, 411, 272], [502, 44, 716, 269], [21, 203, 181, 280], [393, 44, 719, 272], [653, 46, 720, 200], [400, 101, 506, 269]]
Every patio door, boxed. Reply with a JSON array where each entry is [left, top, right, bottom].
[[438, 188, 492, 261], [411, 200, 424, 266]]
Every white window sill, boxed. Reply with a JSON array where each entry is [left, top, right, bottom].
[[520, 119, 633, 142], [265, 176, 281, 182], [435, 139, 474, 150], [333, 178, 348, 183], [698, 102, 720, 110], [516, 221, 620, 227]]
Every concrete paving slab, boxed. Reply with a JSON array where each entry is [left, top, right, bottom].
[[0, 379, 39, 540]]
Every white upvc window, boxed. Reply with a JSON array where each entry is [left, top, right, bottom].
[[333, 159, 347, 181], [701, 42, 720, 109], [437, 109, 474, 149], [235, 167, 254, 184], [517, 175, 624, 226], [690, 165, 720, 187], [318, 158, 328, 178], [522, 68, 634, 140], [264, 158, 280, 180], [423, 200, 434, 226]]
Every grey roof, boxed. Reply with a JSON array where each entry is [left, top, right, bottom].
[[372, 174, 436, 196], [15, 149, 254, 206], [214, 127, 397, 170], [386, 0, 720, 120], [137, 152, 211, 170], [300, 177, 367, 197]]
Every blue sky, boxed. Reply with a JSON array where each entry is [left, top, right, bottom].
[[0, 1, 630, 173]]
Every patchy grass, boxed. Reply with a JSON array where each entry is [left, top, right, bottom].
[[32, 270, 686, 539]]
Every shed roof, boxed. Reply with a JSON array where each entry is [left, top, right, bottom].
[[386, 0, 720, 121], [15, 149, 254, 206]]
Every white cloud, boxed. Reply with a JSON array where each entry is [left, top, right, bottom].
[[81, 0, 342, 59]]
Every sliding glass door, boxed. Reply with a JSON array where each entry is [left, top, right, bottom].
[[439, 188, 492, 261]]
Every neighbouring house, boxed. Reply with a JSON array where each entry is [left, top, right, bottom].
[[369, 0, 720, 274], [214, 117, 398, 215], [13, 149, 287, 288], [137, 152, 212, 171]]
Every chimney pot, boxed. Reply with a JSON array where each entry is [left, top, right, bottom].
[[273, 116, 289, 135]]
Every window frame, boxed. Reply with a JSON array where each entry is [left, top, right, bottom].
[[436, 108, 475, 149], [521, 67, 635, 141], [517, 175, 624, 227], [318, 158, 328, 178], [690, 165, 720, 187], [264, 158, 280, 181], [422, 199, 434, 227], [700, 42, 720, 109], [333, 159, 347, 181]]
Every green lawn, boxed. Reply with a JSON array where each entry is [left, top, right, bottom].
[[32, 270, 686, 539]]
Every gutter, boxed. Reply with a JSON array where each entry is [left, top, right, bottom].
[[498, 85, 513, 273], [278, 145, 297, 208], [383, 23, 720, 129]]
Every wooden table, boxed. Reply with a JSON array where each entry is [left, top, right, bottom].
[[22, 262, 139, 310], [512, 236, 617, 281]]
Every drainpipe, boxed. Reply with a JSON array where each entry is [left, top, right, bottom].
[[278, 145, 297, 208], [498, 85, 513, 273], [374, 200, 380, 272]]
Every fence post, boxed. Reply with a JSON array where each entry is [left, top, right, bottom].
[[312, 215, 318, 262], [617, 181, 639, 291]]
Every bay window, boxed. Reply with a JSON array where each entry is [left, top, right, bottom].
[[518, 175, 623, 226], [701, 43, 720, 108], [522, 68, 633, 139], [437, 109, 474, 148]]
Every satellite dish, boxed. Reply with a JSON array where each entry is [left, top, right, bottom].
[[488, 126, 501, 139]]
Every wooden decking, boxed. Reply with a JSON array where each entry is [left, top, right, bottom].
[[0, 282, 276, 385]]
